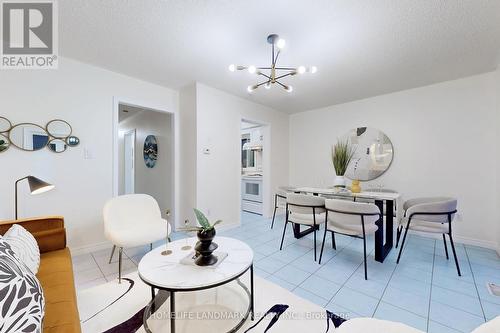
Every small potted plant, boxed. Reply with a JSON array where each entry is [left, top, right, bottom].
[[184, 208, 222, 266], [331, 139, 355, 187]]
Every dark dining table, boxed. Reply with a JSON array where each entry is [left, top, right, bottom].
[[293, 187, 401, 263]]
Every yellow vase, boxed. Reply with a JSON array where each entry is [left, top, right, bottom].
[[351, 180, 361, 193]]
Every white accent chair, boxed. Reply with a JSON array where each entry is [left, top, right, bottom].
[[319, 199, 380, 279], [280, 193, 326, 261], [103, 194, 171, 283], [396, 197, 460, 276]]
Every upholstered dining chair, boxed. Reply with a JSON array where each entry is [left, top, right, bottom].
[[395, 197, 461, 276], [271, 186, 297, 229], [103, 194, 171, 283], [319, 199, 381, 279], [280, 193, 326, 261]]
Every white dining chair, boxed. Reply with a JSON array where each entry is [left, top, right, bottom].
[[319, 199, 381, 279], [271, 186, 297, 229], [280, 193, 326, 261], [103, 194, 171, 283], [396, 197, 461, 276]]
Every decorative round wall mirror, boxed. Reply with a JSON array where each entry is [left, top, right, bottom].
[[48, 139, 67, 153], [9, 123, 50, 151], [46, 119, 72, 138], [66, 136, 80, 147], [343, 127, 394, 181], [0, 134, 10, 152], [0, 117, 12, 132], [143, 135, 158, 168]]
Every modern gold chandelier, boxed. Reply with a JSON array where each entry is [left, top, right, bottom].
[[228, 34, 317, 93]]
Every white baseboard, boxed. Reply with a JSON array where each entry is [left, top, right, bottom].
[[69, 240, 112, 256], [402, 228, 499, 253]]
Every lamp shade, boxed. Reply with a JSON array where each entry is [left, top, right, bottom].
[[27, 176, 55, 195]]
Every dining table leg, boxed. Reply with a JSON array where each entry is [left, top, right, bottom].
[[374, 199, 394, 262]]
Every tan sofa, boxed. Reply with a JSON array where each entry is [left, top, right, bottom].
[[0, 216, 81, 333]]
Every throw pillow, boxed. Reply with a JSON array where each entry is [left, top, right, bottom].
[[0, 239, 45, 333], [3, 224, 40, 274]]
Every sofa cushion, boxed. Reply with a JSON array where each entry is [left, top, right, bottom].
[[3, 224, 40, 274], [0, 238, 45, 333], [37, 248, 81, 333]]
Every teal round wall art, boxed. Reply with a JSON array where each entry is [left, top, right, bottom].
[[143, 135, 158, 168]]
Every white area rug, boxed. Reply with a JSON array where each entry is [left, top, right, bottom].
[[77, 271, 338, 333]]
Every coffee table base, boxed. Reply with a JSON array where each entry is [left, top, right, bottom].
[[142, 265, 254, 333]]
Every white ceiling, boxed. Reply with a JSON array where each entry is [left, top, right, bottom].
[[60, 1, 500, 114]]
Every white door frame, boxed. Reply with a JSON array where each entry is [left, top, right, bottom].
[[123, 128, 136, 194], [112, 97, 177, 228]]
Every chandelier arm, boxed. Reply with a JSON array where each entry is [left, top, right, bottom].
[[256, 80, 270, 88], [258, 72, 272, 80], [275, 81, 289, 90], [274, 72, 295, 81], [274, 67, 298, 71]]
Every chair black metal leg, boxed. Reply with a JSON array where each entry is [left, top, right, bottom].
[[150, 243, 153, 251], [331, 231, 336, 250], [108, 245, 116, 264], [363, 236, 368, 280], [442, 234, 449, 260], [319, 224, 328, 264], [313, 226, 317, 261], [448, 234, 462, 276], [118, 247, 123, 284], [396, 226, 410, 264], [280, 221, 288, 250], [395, 226, 402, 248], [271, 205, 277, 229]]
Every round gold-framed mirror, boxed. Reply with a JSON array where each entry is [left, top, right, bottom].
[[343, 127, 394, 181], [0, 116, 12, 133], [46, 119, 72, 139], [0, 134, 10, 153], [66, 136, 80, 147], [9, 123, 50, 151], [47, 138, 67, 153]]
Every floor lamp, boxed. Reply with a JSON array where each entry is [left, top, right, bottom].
[[15, 176, 55, 219]]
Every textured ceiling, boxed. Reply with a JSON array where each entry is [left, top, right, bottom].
[[60, 0, 500, 114]]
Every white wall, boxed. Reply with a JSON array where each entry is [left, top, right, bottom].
[[118, 110, 173, 218], [193, 83, 289, 227], [178, 84, 198, 228], [0, 57, 178, 252], [290, 72, 499, 249]]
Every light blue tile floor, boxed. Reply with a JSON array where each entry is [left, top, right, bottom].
[[177, 212, 500, 332]]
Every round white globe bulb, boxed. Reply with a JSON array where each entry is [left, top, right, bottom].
[[276, 38, 286, 49], [247, 85, 254, 93], [310, 66, 318, 74], [286, 85, 293, 93], [297, 66, 306, 74], [228, 64, 236, 72], [248, 65, 256, 74]]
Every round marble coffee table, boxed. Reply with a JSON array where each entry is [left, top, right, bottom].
[[138, 237, 254, 333]]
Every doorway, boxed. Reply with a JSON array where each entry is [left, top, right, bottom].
[[240, 119, 266, 216], [116, 103, 174, 220], [123, 129, 136, 194]]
